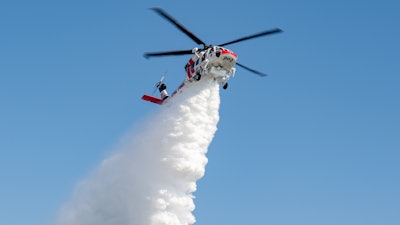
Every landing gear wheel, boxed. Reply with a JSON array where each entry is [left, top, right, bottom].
[[194, 73, 201, 81], [223, 82, 228, 89]]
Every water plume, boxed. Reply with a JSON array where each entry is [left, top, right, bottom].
[[53, 77, 220, 225]]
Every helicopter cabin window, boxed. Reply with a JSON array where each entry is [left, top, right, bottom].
[[215, 47, 222, 57]]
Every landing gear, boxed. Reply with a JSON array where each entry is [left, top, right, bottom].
[[194, 73, 201, 81], [223, 82, 228, 89]]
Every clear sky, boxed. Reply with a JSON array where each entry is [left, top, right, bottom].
[[1, 0, 399, 225]]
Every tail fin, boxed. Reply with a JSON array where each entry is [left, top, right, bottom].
[[143, 74, 168, 105], [142, 94, 164, 105]]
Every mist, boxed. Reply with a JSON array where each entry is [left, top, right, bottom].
[[53, 78, 220, 225]]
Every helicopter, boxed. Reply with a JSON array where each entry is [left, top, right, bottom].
[[142, 7, 282, 105]]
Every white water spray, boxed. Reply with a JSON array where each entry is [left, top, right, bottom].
[[53, 78, 220, 225]]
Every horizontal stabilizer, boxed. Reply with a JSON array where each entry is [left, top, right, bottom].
[[142, 94, 163, 105]]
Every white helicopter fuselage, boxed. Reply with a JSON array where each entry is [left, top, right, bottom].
[[142, 45, 237, 105], [142, 46, 239, 105], [184, 46, 237, 86]]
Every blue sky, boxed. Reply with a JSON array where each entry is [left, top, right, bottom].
[[1, 0, 399, 224]]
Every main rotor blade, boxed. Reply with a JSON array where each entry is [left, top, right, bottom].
[[144, 49, 193, 58], [219, 28, 283, 47], [236, 62, 268, 77], [151, 7, 206, 46]]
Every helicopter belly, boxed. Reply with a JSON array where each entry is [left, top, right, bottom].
[[210, 54, 236, 68], [209, 66, 228, 77]]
